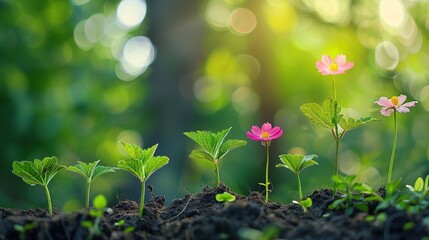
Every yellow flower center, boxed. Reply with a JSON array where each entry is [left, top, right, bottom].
[[390, 96, 399, 106], [261, 131, 270, 139], [329, 63, 338, 71]]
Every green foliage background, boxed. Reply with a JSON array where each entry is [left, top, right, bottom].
[[1, 0, 428, 211]]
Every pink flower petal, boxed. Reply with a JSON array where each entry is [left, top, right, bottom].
[[397, 95, 407, 105], [250, 126, 262, 136], [338, 62, 354, 71], [246, 132, 261, 141], [401, 101, 418, 108], [396, 106, 410, 113], [334, 54, 346, 65], [375, 97, 394, 108], [316, 62, 329, 74], [261, 122, 272, 132], [380, 108, 394, 116], [269, 129, 283, 140], [321, 54, 332, 66]]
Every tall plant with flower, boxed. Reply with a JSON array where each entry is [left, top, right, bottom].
[[301, 54, 377, 188], [247, 122, 283, 203], [375, 95, 417, 184]]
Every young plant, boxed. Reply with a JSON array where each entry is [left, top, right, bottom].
[[292, 197, 312, 214], [247, 122, 283, 203], [315, 54, 354, 101], [375, 95, 418, 184], [216, 192, 236, 205], [276, 154, 318, 199], [300, 99, 377, 188], [328, 175, 382, 215], [12, 156, 65, 216], [81, 194, 111, 240], [14, 223, 37, 240], [67, 160, 117, 208], [118, 142, 169, 217], [404, 175, 429, 213], [184, 127, 247, 187]]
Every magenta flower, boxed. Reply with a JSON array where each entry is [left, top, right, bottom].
[[246, 122, 283, 142], [374, 95, 418, 116], [316, 54, 354, 75]]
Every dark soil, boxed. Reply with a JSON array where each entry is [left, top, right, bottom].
[[1, 184, 428, 240]]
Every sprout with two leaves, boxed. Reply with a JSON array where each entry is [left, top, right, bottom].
[[118, 142, 169, 217], [12, 156, 65, 215], [67, 160, 117, 208], [276, 154, 318, 213], [184, 127, 247, 187]]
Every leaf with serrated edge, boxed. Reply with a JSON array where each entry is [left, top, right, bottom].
[[339, 117, 379, 131], [218, 139, 247, 161], [144, 156, 169, 181], [277, 154, 318, 175], [12, 156, 64, 186], [189, 150, 215, 163], [300, 99, 341, 130]]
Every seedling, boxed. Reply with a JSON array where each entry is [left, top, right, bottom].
[[114, 219, 136, 233], [216, 192, 236, 205], [184, 127, 246, 187], [12, 156, 65, 215], [118, 142, 169, 217], [328, 175, 382, 215], [276, 154, 318, 199], [404, 175, 429, 213], [247, 123, 283, 203], [67, 160, 117, 208], [14, 223, 36, 240], [81, 194, 111, 240], [292, 197, 312, 214]]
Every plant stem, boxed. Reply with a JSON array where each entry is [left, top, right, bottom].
[[332, 75, 337, 101], [215, 161, 220, 187], [265, 144, 270, 203], [85, 181, 91, 208], [139, 181, 145, 217], [387, 111, 398, 184], [44, 185, 52, 216], [297, 174, 303, 200]]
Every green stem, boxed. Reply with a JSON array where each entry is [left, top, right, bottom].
[[332, 75, 337, 101], [215, 161, 220, 187], [387, 111, 398, 184], [297, 174, 303, 200], [265, 144, 270, 203], [139, 181, 145, 217], [44, 185, 52, 216], [85, 181, 91, 208]]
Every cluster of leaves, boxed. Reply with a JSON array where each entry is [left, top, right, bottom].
[[327, 175, 382, 215], [184, 127, 247, 186]]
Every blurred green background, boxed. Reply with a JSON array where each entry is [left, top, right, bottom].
[[1, 0, 429, 211]]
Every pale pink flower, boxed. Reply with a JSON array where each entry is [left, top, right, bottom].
[[246, 122, 283, 142], [316, 54, 354, 75], [374, 95, 418, 116]]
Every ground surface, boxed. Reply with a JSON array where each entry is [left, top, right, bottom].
[[0, 184, 428, 240]]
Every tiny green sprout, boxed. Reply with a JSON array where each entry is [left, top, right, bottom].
[[67, 160, 117, 208], [82, 194, 110, 240], [293, 197, 312, 214], [12, 156, 65, 216], [216, 192, 236, 205], [276, 154, 318, 199], [14, 223, 36, 240], [184, 127, 247, 187], [118, 142, 169, 217], [114, 219, 135, 234]]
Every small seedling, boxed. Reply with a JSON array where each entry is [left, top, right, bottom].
[[81, 194, 111, 240], [276, 154, 318, 199], [67, 160, 117, 208], [216, 192, 236, 205], [328, 175, 382, 215], [14, 223, 36, 240], [114, 219, 135, 234], [184, 127, 246, 187], [292, 197, 312, 214], [12, 156, 65, 215], [403, 175, 429, 213], [118, 142, 169, 217]]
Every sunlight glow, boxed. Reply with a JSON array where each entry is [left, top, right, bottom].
[[375, 41, 399, 70], [120, 36, 156, 77], [379, 0, 406, 29], [229, 8, 257, 35], [205, 0, 231, 30], [117, 0, 147, 28]]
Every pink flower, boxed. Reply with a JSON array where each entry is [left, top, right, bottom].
[[246, 122, 283, 142], [316, 54, 354, 75], [374, 95, 418, 116]]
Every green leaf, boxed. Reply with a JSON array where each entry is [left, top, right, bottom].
[[67, 160, 117, 183], [218, 139, 247, 161], [184, 127, 234, 160], [215, 192, 236, 203], [188, 150, 215, 163], [118, 143, 169, 182], [339, 117, 379, 131], [299, 197, 313, 208], [276, 154, 318, 175], [12, 156, 65, 186], [414, 177, 424, 192], [300, 99, 342, 130]]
